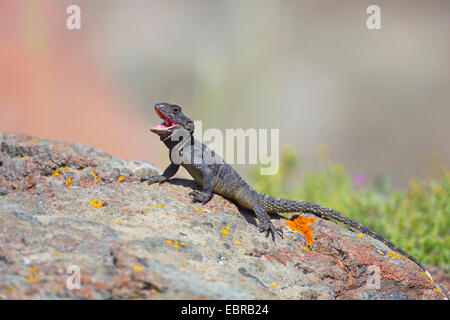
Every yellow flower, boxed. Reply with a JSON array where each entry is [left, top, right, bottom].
[[132, 265, 143, 271], [52, 169, 60, 177], [433, 185, 443, 197], [409, 180, 420, 193], [65, 176, 72, 186], [117, 175, 125, 181], [91, 172, 98, 181]]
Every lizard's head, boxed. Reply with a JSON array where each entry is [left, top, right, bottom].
[[150, 103, 194, 138]]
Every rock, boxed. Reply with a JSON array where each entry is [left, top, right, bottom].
[[0, 133, 447, 300]]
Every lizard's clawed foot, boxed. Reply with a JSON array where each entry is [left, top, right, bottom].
[[258, 221, 284, 242], [188, 190, 212, 205], [140, 175, 167, 185]]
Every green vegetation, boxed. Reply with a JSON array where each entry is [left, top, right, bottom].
[[250, 146, 450, 272]]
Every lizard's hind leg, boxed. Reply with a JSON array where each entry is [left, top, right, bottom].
[[251, 201, 284, 241]]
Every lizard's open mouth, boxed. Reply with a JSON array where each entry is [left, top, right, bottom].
[[151, 106, 178, 132]]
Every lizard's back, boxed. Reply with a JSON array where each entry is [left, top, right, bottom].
[[181, 138, 251, 202]]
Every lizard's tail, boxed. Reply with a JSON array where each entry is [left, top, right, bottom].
[[257, 192, 425, 271]]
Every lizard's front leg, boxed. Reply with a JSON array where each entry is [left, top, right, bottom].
[[189, 165, 214, 205], [140, 163, 179, 185]]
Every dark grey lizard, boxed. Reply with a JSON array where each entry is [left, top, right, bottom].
[[142, 102, 427, 272]]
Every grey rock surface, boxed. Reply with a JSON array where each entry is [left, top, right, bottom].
[[0, 133, 447, 299]]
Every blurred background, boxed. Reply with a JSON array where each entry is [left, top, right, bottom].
[[1, 0, 449, 189]]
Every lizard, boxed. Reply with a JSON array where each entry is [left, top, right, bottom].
[[141, 102, 428, 273]]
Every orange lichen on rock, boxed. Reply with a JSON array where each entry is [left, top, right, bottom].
[[286, 215, 316, 246]]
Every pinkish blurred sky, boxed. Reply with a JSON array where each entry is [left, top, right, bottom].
[[1, 0, 449, 187]]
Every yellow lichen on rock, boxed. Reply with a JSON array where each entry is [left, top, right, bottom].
[[221, 225, 230, 236], [90, 199, 103, 207]]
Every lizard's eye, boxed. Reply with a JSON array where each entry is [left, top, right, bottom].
[[172, 105, 181, 114]]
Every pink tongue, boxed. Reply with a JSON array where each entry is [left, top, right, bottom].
[[152, 124, 168, 130]]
